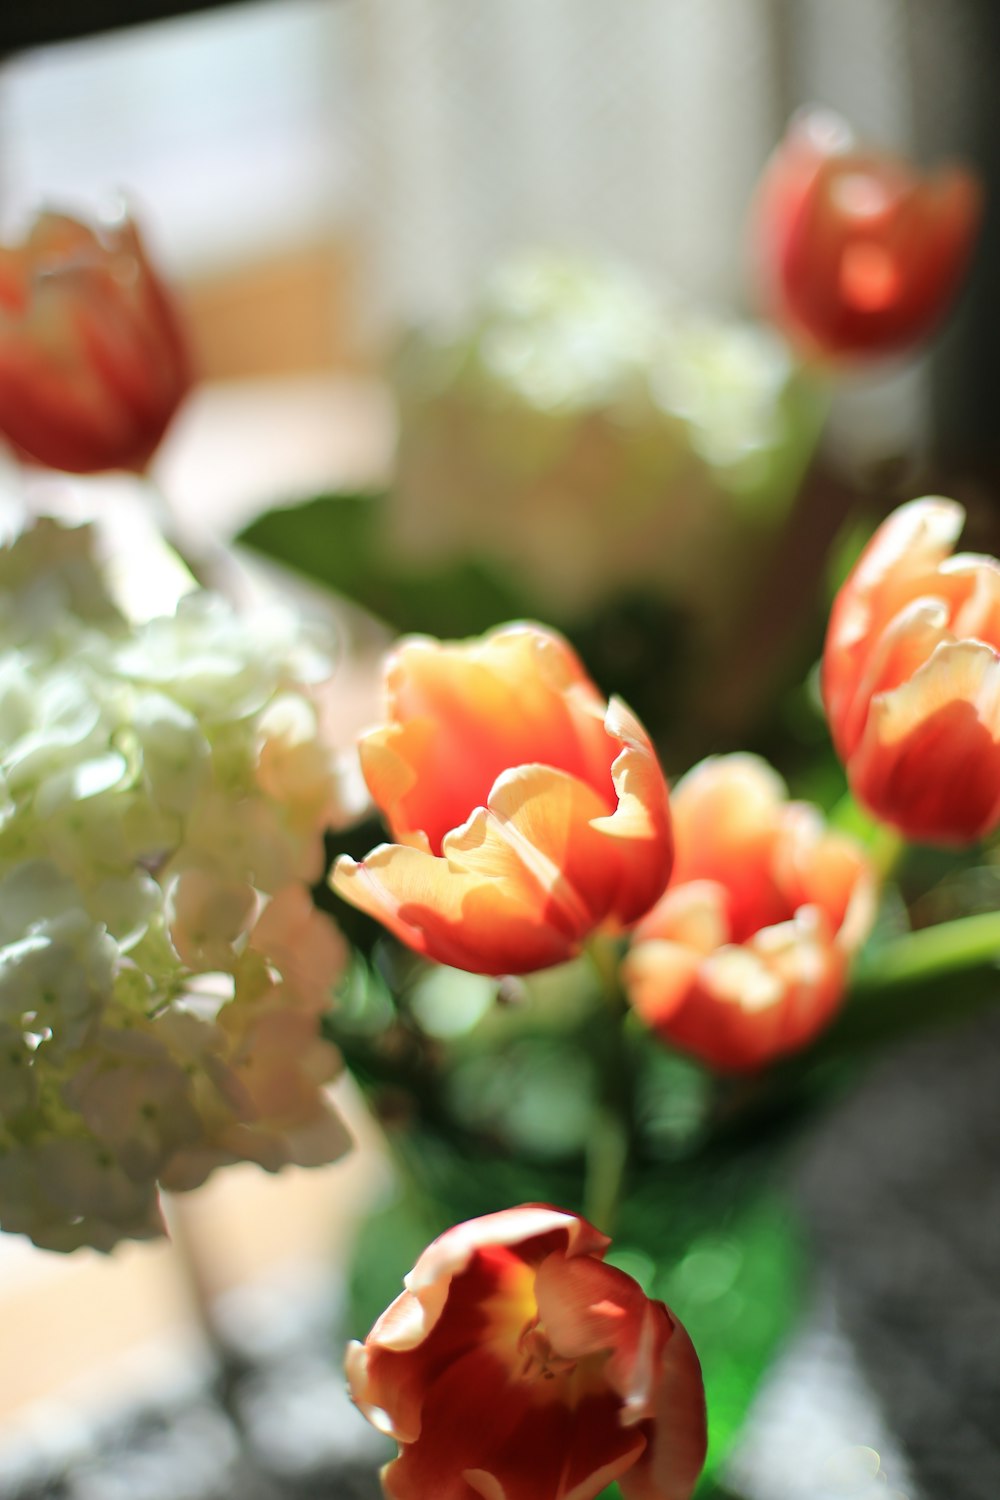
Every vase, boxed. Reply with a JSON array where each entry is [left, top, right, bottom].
[[328, 933, 807, 1497]]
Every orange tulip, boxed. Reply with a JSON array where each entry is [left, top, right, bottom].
[[752, 107, 981, 362], [331, 623, 672, 974], [0, 208, 192, 473], [823, 496, 1000, 845], [346, 1203, 706, 1500], [622, 755, 875, 1072]]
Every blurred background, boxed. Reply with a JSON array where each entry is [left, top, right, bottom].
[[3, 0, 997, 468], [2, 4, 1000, 1499]]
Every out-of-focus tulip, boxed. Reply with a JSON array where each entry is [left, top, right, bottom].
[[346, 1203, 707, 1500], [331, 623, 672, 975], [622, 754, 875, 1072], [752, 107, 981, 362], [823, 496, 1000, 845], [0, 208, 192, 473]]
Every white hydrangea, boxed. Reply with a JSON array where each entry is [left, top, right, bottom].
[[391, 249, 826, 620], [0, 519, 352, 1252]]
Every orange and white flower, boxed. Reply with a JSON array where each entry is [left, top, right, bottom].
[[622, 754, 875, 1072], [752, 107, 980, 362], [822, 496, 1000, 845], [347, 1204, 706, 1500], [0, 208, 191, 473], [331, 623, 672, 975]]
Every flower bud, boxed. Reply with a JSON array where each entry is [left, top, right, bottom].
[[0, 208, 191, 473], [332, 622, 672, 975], [822, 497, 1000, 844], [752, 108, 981, 362], [623, 754, 875, 1070]]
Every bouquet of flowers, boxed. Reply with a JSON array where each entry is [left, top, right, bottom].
[[0, 109, 994, 1500]]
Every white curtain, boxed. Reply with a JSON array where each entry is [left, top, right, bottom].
[[358, 0, 980, 468]]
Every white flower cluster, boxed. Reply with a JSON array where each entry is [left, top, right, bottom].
[[391, 250, 826, 621], [0, 519, 351, 1251]]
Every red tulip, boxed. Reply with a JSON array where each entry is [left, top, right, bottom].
[[752, 107, 981, 362], [346, 1203, 706, 1500], [622, 755, 875, 1072], [822, 496, 1000, 845], [0, 208, 192, 473], [331, 623, 672, 974]]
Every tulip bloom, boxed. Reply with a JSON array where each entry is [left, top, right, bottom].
[[331, 623, 672, 974], [622, 755, 875, 1072], [823, 496, 1000, 845], [347, 1203, 706, 1500], [0, 208, 191, 473], [753, 107, 980, 362]]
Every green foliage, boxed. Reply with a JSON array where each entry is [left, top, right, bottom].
[[238, 490, 531, 640], [344, 1123, 802, 1498]]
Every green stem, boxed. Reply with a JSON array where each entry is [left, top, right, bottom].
[[804, 908, 1000, 1069], [582, 938, 633, 1235], [853, 909, 1000, 990], [583, 1104, 629, 1235]]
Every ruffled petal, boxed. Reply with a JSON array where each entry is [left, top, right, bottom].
[[330, 826, 580, 975], [822, 497, 965, 748], [369, 626, 613, 853], [592, 698, 673, 928], [335, 726, 669, 974], [641, 909, 844, 1074]]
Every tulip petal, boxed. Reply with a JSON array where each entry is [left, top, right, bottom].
[[406, 1204, 610, 1309], [474, 764, 616, 934], [621, 939, 705, 1032], [757, 102, 981, 363], [591, 698, 673, 928], [463, 1389, 646, 1500], [823, 496, 965, 750], [382, 1345, 643, 1500], [353, 1206, 610, 1429], [368, 627, 614, 854], [334, 739, 669, 974], [772, 806, 876, 953], [331, 831, 578, 974], [633, 880, 731, 955], [661, 754, 793, 941], [619, 1314, 708, 1500], [338, 624, 671, 971], [623, 753, 873, 1072], [849, 638, 1000, 844], [348, 1206, 705, 1500], [0, 209, 190, 473], [835, 595, 953, 759], [945, 551, 1000, 649], [534, 1251, 670, 1419]]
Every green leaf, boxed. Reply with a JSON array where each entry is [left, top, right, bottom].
[[238, 490, 532, 639]]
